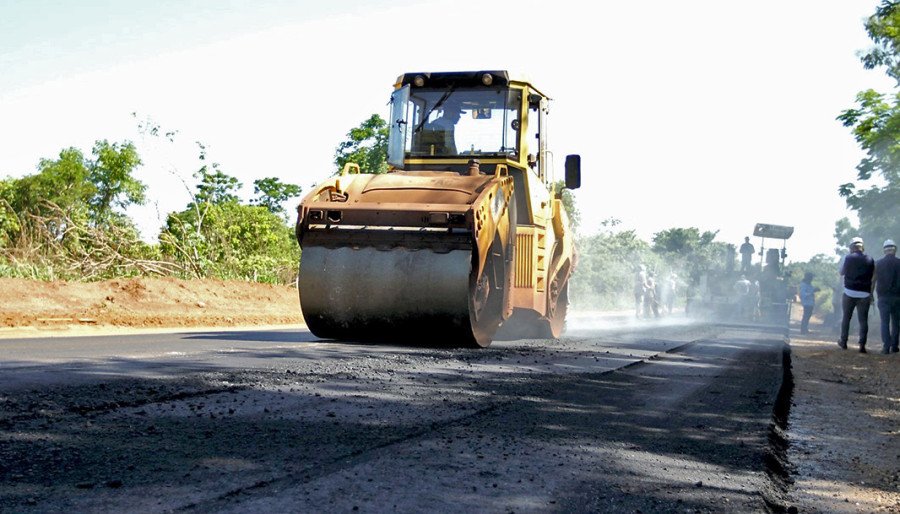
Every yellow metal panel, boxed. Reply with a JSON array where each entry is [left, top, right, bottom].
[[515, 233, 533, 288]]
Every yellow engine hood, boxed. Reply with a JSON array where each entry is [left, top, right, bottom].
[[353, 171, 494, 205]]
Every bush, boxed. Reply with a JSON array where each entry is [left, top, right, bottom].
[[160, 201, 299, 283]]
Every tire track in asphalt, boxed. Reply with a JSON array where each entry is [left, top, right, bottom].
[[174, 337, 709, 512]]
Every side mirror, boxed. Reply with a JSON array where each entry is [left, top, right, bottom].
[[564, 154, 581, 190]]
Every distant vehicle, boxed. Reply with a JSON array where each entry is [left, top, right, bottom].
[[687, 223, 794, 327], [753, 223, 794, 326]]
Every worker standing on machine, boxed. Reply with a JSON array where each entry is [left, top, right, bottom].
[[739, 237, 755, 273]]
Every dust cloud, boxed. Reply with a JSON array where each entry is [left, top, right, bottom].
[[565, 310, 700, 336]]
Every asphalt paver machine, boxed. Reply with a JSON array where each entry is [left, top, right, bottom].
[[753, 223, 795, 326]]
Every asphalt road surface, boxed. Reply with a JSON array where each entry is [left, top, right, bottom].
[[0, 315, 791, 513]]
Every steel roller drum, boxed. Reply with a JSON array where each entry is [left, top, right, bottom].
[[298, 246, 476, 344]]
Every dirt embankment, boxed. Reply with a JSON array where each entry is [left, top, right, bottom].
[[0, 277, 303, 336], [787, 320, 900, 513]]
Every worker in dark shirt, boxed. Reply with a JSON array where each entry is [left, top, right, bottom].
[[875, 239, 900, 354], [839, 237, 875, 352], [739, 237, 755, 273]]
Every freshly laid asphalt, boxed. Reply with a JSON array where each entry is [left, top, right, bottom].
[[0, 315, 790, 513]]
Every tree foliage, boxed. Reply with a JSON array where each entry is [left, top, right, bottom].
[[568, 225, 652, 309], [836, 1, 900, 247], [651, 227, 717, 254], [5, 142, 145, 226], [553, 181, 580, 233], [832, 217, 857, 254], [0, 141, 154, 278], [253, 177, 302, 216], [1, 122, 302, 284], [334, 114, 389, 174], [11, 148, 93, 229], [0, 179, 19, 247], [570, 223, 733, 309], [89, 140, 145, 221], [651, 227, 730, 279], [160, 201, 298, 283], [860, 1, 900, 82], [194, 143, 242, 206], [155, 145, 299, 283]]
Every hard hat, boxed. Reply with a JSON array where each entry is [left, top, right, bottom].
[[885, 239, 897, 248], [442, 99, 464, 114], [850, 237, 864, 246]]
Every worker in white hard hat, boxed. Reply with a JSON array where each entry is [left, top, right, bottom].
[[874, 239, 900, 354], [838, 237, 875, 352]]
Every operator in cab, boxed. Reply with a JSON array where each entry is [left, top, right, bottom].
[[418, 100, 464, 154]]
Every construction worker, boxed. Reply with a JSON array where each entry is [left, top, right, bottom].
[[661, 273, 679, 315], [421, 101, 463, 154], [644, 271, 660, 318], [839, 237, 875, 352], [634, 265, 647, 318], [734, 274, 752, 320], [739, 237, 755, 273], [875, 239, 900, 354], [798, 272, 820, 335]]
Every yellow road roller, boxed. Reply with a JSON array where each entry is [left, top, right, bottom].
[[295, 70, 580, 347]]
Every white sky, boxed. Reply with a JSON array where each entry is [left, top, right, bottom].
[[0, 0, 892, 262]]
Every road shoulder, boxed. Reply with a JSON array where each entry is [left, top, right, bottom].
[[786, 328, 900, 513]]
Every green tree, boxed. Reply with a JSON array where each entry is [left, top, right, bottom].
[[253, 177, 302, 216], [334, 114, 389, 174], [162, 151, 242, 275], [4, 141, 146, 240], [157, 141, 300, 282], [568, 224, 656, 309], [833, 217, 858, 254], [860, 1, 900, 82], [195, 165, 241, 205], [0, 179, 20, 247], [837, 1, 900, 246], [651, 227, 717, 254], [160, 201, 299, 282], [188, 141, 240, 205], [0, 141, 154, 279], [9, 142, 145, 225], [12, 148, 93, 223], [650, 227, 730, 291], [88, 140, 145, 221]]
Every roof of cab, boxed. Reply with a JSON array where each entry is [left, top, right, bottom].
[[394, 70, 547, 97]]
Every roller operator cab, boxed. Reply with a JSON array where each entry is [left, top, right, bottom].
[[295, 71, 581, 347]]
